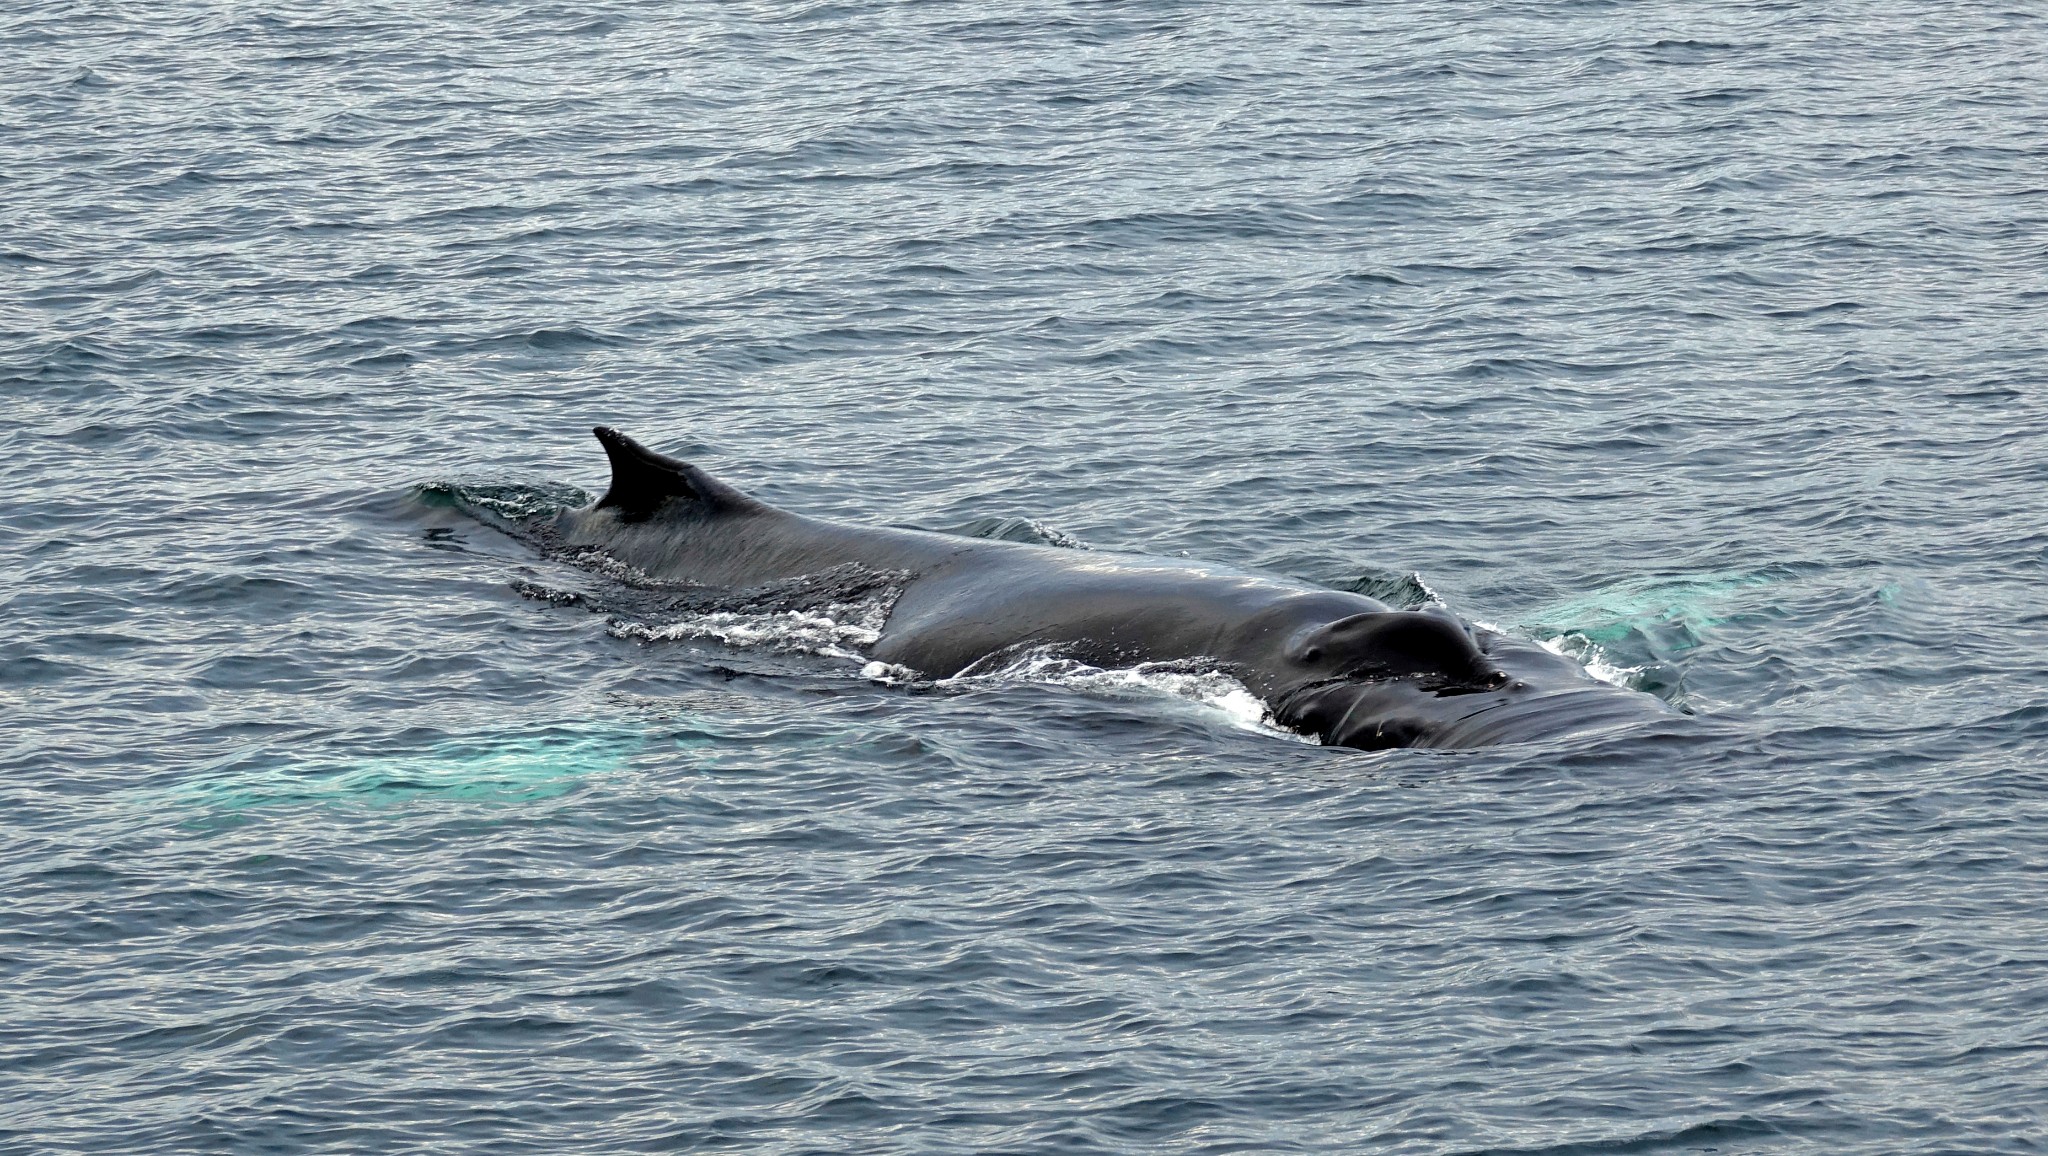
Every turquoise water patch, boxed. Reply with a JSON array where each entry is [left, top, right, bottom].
[[168, 726, 644, 812], [1517, 573, 1776, 702], [1524, 573, 1773, 649]]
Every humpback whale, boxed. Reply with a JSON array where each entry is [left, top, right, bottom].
[[548, 427, 1671, 751]]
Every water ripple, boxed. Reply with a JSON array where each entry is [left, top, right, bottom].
[[6, 0, 2048, 1152]]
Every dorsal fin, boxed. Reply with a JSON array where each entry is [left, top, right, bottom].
[[591, 427, 762, 521]]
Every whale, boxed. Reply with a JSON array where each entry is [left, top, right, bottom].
[[544, 427, 1673, 751]]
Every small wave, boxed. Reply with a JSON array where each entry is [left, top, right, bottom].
[[414, 479, 590, 522], [1336, 569, 1442, 608], [941, 515, 1092, 549]]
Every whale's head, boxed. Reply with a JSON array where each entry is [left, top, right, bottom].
[[1266, 609, 1511, 750], [1266, 608, 1673, 751], [1282, 608, 1507, 692]]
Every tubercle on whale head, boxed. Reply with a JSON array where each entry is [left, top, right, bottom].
[[1281, 606, 1507, 691], [1267, 679, 1434, 751]]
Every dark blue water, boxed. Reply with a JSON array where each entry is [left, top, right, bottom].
[[7, 2, 2047, 1151]]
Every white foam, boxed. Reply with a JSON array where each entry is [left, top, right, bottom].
[[1468, 617, 1640, 691], [860, 660, 921, 684], [1537, 633, 1643, 688], [613, 608, 882, 660], [940, 650, 1312, 742], [567, 548, 660, 585]]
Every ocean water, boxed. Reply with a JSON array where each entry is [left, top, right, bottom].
[[6, 1, 2047, 1151]]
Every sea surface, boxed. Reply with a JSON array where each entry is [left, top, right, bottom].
[[6, 1, 2047, 1152]]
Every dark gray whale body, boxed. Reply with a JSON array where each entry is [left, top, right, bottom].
[[553, 427, 1670, 751]]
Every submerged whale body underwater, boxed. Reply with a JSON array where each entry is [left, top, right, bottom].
[[537, 427, 1671, 751]]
